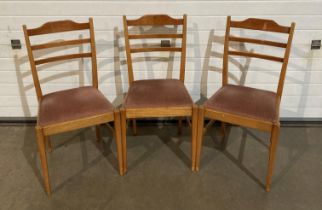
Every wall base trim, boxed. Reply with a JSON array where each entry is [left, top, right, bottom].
[[0, 117, 321, 126]]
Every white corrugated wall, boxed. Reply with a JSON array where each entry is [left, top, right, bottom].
[[0, 0, 321, 118]]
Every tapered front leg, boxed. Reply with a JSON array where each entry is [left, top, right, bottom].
[[114, 111, 124, 176], [266, 124, 280, 192], [120, 109, 127, 174], [35, 126, 51, 196], [195, 107, 205, 171], [191, 106, 198, 171]]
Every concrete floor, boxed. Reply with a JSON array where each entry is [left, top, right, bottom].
[[0, 123, 321, 210]]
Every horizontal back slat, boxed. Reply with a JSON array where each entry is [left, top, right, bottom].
[[228, 50, 284, 62], [127, 14, 183, 26], [34, 52, 92, 65], [31, 38, 91, 50], [128, 34, 183, 39], [230, 18, 291, 33], [27, 20, 90, 36], [23, 18, 98, 101], [123, 14, 187, 83], [229, 36, 287, 48], [130, 47, 182, 53]]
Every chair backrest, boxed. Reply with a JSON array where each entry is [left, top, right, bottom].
[[223, 16, 295, 99], [23, 18, 98, 101], [123, 14, 187, 84]]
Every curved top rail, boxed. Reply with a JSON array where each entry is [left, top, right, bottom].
[[26, 19, 90, 36], [126, 14, 185, 26], [230, 18, 291, 33]]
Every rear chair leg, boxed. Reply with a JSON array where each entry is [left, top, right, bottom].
[[46, 136, 53, 153], [266, 124, 280, 192], [220, 122, 228, 150], [195, 107, 205, 171], [132, 119, 137, 135], [220, 122, 225, 139], [95, 125, 101, 142], [178, 117, 183, 135], [114, 111, 124, 176], [191, 106, 198, 171], [120, 109, 128, 174], [35, 126, 51, 196]]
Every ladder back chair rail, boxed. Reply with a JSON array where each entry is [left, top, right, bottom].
[[23, 18, 98, 101], [196, 16, 296, 192], [23, 18, 124, 196], [123, 14, 187, 83], [223, 16, 295, 101], [121, 14, 198, 173]]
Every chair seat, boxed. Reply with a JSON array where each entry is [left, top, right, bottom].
[[38, 86, 114, 126], [204, 84, 278, 122], [124, 79, 193, 109]]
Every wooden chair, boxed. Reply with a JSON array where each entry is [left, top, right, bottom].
[[121, 14, 198, 173], [23, 18, 123, 196], [195, 16, 295, 191]]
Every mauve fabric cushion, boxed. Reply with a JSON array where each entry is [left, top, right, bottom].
[[124, 79, 193, 108], [204, 84, 278, 122], [38, 86, 113, 126]]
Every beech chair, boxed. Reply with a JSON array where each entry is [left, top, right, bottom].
[[121, 14, 198, 173], [23, 18, 123, 196], [195, 16, 295, 191]]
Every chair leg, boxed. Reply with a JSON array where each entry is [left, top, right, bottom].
[[266, 124, 280, 192], [35, 126, 51, 196], [132, 119, 137, 136], [178, 117, 183, 135], [220, 122, 225, 138], [195, 107, 205, 171], [95, 125, 101, 142], [114, 111, 124, 176], [191, 106, 198, 171], [120, 109, 127, 174], [46, 136, 53, 153], [220, 122, 227, 150]]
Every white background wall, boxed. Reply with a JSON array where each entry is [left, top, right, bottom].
[[0, 0, 321, 118]]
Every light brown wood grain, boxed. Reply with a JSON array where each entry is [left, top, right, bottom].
[[23, 25, 42, 100], [35, 126, 51, 196], [27, 20, 89, 36], [34, 53, 92, 65], [89, 17, 98, 89], [196, 16, 295, 192], [222, 16, 231, 86], [126, 14, 183, 26], [31, 38, 91, 50], [229, 36, 287, 48], [122, 14, 197, 174], [123, 15, 134, 84], [179, 14, 187, 82], [130, 47, 182, 53], [230, 18, 290, 33], [43, 113, 115, 136], [125, 107, 192, 119], [128, 34, 183, 39], [123, 14, 187, 84], [23, 18, 123, 196], [228, 50, 284, 63]]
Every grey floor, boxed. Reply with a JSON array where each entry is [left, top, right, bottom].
[[0, 122, 321, 210]]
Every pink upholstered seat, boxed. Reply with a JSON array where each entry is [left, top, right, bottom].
[[124, 79, 193, 109], [38, 86, 114, 126], [204, 84, 278, 122]]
